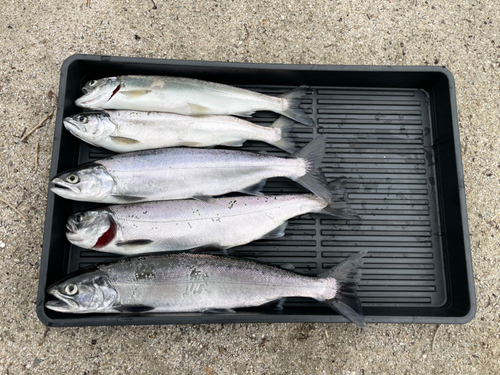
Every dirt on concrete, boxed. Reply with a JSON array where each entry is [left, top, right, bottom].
[[1, 1, 499, 374]]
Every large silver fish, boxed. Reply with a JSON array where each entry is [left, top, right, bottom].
[[74, 76, 314, 126], [45, 252, 367, 327], [65, 183, 357, 255], [64, 111, 297, 153], [51, 136, 330, 204]]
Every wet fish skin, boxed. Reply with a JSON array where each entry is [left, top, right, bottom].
[[65, 187, 358, 255], [50, 136, 330, 204], [63, 111, 297, 153], [45, 252, 367, 327], [66, 195, 327, 255], [74, 76, 314, 126]]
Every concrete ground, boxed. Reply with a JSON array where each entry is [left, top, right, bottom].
[[0, 0, 499, 373]]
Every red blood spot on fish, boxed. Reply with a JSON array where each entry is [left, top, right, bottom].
[[108, 84, 121, 101], [93, 219, 116, 249]]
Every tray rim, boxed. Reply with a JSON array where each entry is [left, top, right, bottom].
[[36, 54, 475, 327]]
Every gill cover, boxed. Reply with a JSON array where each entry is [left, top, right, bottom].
[[75, 77, 121, 109], [46, 269, 118, 313], [50, 163, 115, 202], [65, 210, 115, 249], [63, 113, 117, 147]]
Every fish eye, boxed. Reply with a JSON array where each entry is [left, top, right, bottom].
[[66, 174, 79, 184], [88, 80, 97, 87], [75, 214, 83, 223], [65, 284, 78, 295], [77, 115, 88, 123]]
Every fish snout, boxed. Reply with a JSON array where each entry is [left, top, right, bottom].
[[75, 95, 87, 107], [66, 221, 77, 233], [63, 117, 85, 133], [50, 178, 80, 194]]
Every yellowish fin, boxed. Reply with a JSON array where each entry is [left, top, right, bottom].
[[120, 89, 151, 98], [110, 136, 140, 145], [188, 103, 212, 114]]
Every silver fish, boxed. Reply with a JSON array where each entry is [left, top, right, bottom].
[[65, 184, 357, 255], [74, 76, 314, 126], [64, 111, 297, 153], [51, 136, 330, 204], [45, 252, 367, 327]]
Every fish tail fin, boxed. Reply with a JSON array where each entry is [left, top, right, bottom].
[[278, 85, 315, 127], [291, 135, 330, 201], [317, 178, 360, 219], [319, 251, 367, 328], [269, 116, 298, 153]]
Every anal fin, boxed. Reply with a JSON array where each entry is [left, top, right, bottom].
[[233, 111, 254, 117], [181, 142, 205, 147], [192, 196, 213, 202], [238, 179, 267, 196], [262, 297, 287, 311], [280, 263, 295, 271], [219, 140, 244, 147], [319, 201, 360, 219], [261, 222, 288, 239]]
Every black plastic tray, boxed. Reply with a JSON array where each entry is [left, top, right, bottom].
[[36, 55, 475, 327]]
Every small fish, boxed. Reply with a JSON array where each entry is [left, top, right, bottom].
[[45, 252, 367, 327], [51, 136, 330, 204], [64, 181, 357, 255], [63, 111, 297, 153], [74, 76, 314, 126]]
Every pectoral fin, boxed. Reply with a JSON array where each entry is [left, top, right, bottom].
[[114, 305, 155, 313], [120, 89, 152, 98], [188, 103, 212, 114], [203, 309, 236, 314], [110, 195, 146, 203], [116, 239, 153, 248], [110, 136, 140, 145]]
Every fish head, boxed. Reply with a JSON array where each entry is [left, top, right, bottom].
[[50, 164, 115, 202], [63, 113, 116, 146], [75, 77, 121, 109], [65, 210, 116, 249], [46, 269, 118, 313]]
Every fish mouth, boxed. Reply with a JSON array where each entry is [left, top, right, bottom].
[[46, 289, 78, 312], [45, 300, 75, 312], [65, 230, 84, 244], [75, 93, 97, 108], [51, 178, 79, 192], [63, 117, 85, 133], [66, 221, 77, 233], [50, 178, 81, 198], [65, 228, 97, 249], [75, 80, 121, 109]]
